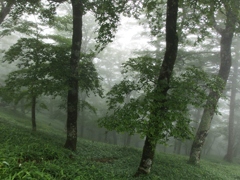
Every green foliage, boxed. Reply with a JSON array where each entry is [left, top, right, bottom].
[[1, 110, 240, 179], [83, 0, 129, 51], [8, 0, 58, 23], [1, 37, 102, 108], [99, 56, 224, 142]]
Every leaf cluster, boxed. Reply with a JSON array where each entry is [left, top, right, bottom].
[[98, 56, 224, 142], [1, 37, 103, 105]]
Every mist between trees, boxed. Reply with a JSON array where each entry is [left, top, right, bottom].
[[0, 0, 240, 178]]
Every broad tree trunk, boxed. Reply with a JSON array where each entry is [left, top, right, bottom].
[[189, 4, 237, 164], [64, 0, 83, 151], [224, 55, 238, 162], [134, 136, 157, 176], [31, 96, 37, 132], [134, 0, 179, 176]]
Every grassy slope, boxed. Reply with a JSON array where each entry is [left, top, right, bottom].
[[1, 109, 240, 180]]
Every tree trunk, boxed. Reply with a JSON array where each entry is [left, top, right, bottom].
[[79, 91, 87, 137], [112, 131, 118, 145], [224, 55, 238, 162], [0, 0, 14, 25], [20, 99, 25, 115], [205, 137, 216, 156], [104, 131, 108, 143], [134, 0, 179, 176], [64, 0, 83, 151], [79, 117, 84, 137], [174, 139, 182, 154], [189, 4, 237, 164], [134, 136, 157, 177], [177, 140, 182, 154], [124, 133, 131, 146], [31, 96, 36, 132]]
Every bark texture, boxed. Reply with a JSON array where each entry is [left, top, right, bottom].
[[189, 3, 237, 164], [0, 0, 14, 25], [134, 0, 179, 176], [64, 0, 83, 151]]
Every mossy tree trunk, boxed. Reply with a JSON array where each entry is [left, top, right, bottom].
[[189, 2, 237, 164], [64, 0, 83, 151], [134, 0, 179, 176]]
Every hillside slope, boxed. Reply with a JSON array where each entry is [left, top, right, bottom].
[[1, 109, 240, 180]]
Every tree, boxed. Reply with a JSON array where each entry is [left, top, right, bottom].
[[0, 0, 59, 26], [61, 0, 128, 151], [1, 38, 68, 131], [189, 0, 239, 165], [63, 0, 83, 151], [224, 46, 239, 162], [99, 0, 224, 176], [133, 0, 179, 176], [0, 0, 14, 24]]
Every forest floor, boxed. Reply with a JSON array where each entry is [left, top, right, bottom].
[[1, 108, 240, 180]]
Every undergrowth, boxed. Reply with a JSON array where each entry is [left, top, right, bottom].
[[1, 109, 240, 179]]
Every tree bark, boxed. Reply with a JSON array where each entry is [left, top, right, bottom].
[[189, 4, 237, 164], [134, 0, 179, 176], [64, 0, 83, 151], [31, 95, 36, 132], [224, 54, 238, 162], [0, 0, 14, 25]]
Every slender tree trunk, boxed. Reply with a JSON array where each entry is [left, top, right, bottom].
[[112, 131, 118, 145], [224, 56, 238, 162], [233, 139, 240, 157], [173, 139, 182, 154], [173, 139, 177, 153], [20, 99, 25, 115], [189, 4, 237, 164], [184, 141, 190, 156], [31, 96, 36, 132], [104, 131, 108, 143], [134, 0, 179, 176], [79, 117, 84, 137], [205, 137, 216, 156], [79, 91, 87, 137], [163, 145, 167, 153], [177, 141, 182, 154], [124, 133, 131, 146], [79, 106, 85, 137], [64, 0, 83, 151]]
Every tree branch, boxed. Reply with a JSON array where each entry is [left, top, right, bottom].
[[210, 3, 224, 35], [47, 0, 68, 3]]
